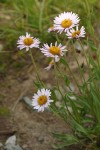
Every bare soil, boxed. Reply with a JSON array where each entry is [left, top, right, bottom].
[[0, 49, 88, 150]]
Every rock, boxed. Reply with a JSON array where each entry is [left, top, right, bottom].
[[55, 101, 61, 108], [21, 97, 32, 108], [68, 83, 75, 92], [0, 142, 3, 147], [55, 90, 61, 101], [5, 144, 23, 150], [5, 135, 16, 145], [74, 42, 82, 52], [74, 41, 88, 53], [5, 135, 23, 150]]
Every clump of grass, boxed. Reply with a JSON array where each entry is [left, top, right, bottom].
[[0, 0, 99, 49]]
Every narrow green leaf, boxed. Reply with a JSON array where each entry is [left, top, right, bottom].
[[64, 75, 70, 86]]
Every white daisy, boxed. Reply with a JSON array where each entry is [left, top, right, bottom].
[[40, 41, 67, 61], [45, 60, 54, 71], [32, 88, 53, 112], [66, 26, 86, 39], [17, 32, 40, 51], [53, 12, 80, 34], [45, 58, 59, 71], [48, 26, 55, 32]]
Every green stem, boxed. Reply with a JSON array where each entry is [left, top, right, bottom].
[[64, 57, 82, 93], [54, 60, 64, 98], [55, 34, 61, 43], [53, 61, 70, 121], [50, 105, 68, 123], [29, 49, 43, 86], [78, 39, 89, 68], [72, 41, 86, 84], [56, 65, 73, 91], [53, 60, 84, 128], [53, 60, 77, 121], [72, 45, 90, 93]]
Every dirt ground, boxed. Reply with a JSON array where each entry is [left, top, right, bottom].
[[0, 48, 89, 150]]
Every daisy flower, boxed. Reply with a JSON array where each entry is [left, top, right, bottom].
[[32, 88, 53, 112], [17, 32, 40, 51], [45, 58, 59, 71], [66, 26, 86, 39], [53, 12, 80, 34], [40, 41, 67, 61], [48, 26, 55, 32], [45, 60, 54, 71]]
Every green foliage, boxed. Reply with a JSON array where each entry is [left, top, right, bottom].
[[52, 54, 100, 149], [52, 133, 80, 149], [0, 0, 8, 3], [0, 0, 99, 48]]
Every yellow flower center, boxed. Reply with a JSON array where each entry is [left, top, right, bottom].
[[72, 30, 80, 38], [24, 38, 34, 46], [49, 46, 60, 55], [61, 19, 72, 28], [38, 95, 47, 106]]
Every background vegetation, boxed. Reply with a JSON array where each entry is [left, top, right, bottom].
[[0, 0, 100, 45], [0, 0, 99, 76]]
